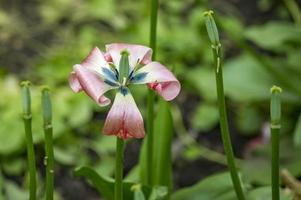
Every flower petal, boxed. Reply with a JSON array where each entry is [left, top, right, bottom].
[[132, 62, 181, 101], [69, 64, 115, 106], [81, 47, 118, 82], [106, 43, 152, 70], [103, 88, 145, 139]]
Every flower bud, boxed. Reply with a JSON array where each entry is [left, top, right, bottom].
[[270, 85, 282, 126], [20, 81, 31, 116], [203, 10, 220, 46]]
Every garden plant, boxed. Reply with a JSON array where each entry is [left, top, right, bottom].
[[1, 0, 301, 200]]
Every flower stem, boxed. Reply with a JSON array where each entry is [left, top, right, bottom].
[[115, 137, 125, 200], [41, 87, 54, 200], [212, 44, 246, 200], [270, 86, 282, 200], [146, 0, 158, 186], [21, 81, 37, 200], [204, 10, 245, 200]]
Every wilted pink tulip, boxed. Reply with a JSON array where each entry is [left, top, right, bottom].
[[69, 43, 180, 139]]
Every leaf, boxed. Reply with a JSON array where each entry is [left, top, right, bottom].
[[293, 113, 301, 148], [186, 67, 216, 101], [73, 166, 151, 200], [192, 103, 219, 132], [244, 22, 301, 51], [131, 184, 146, 200], [149, 186, 168, 200], [223, 55, 298, 102], [4, 181, 28, 200], [152, 100, 174, 192], [247, 186, 293, 200], [171, 172, 236, 200], [138, 100, 174, 195], [235, 105, 262, 136], [243, 136, 301, 185]]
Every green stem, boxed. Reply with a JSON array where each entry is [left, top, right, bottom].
[[23, 116, 37, 200], [212, 45, 246, 200], [271, 127, 280, 200], [115, 138, 125, 200], [283, 0, 301, 24], [41, 88, 54, 200], [146, 0, 158, 186], [21, 81, 37, 200]]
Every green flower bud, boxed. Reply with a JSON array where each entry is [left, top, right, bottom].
[[203, 10, 220, 46]]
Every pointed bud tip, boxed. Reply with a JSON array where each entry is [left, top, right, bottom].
[[270, 85, 282, 94]]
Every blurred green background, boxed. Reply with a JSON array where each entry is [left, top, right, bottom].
[[1, 0, 301, 199]]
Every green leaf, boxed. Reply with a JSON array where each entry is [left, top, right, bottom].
[[149, 186, 168, 200], [171, 172, 236, 200], [152, 100, 174, 192], [186, 67, 216, 101], [131, 184, 146, 200], [73, 166, 151, 200], [236, 105, 262, 135], [223, 55, 298, 102], [192, 103, 219, 132], [244, 22, 301, 51], [138, 100, 174, 195], [247, 186, 293, 200], [4, 181, 28, 200], [293, 113, 301, 148]]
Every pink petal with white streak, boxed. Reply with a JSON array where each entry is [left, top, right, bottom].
[[133, 62, 181, 101], [105, 43, 152, 70], [103, 90, 145, 139], [81, 47, 112, 78], [69, 64, 114, 106]]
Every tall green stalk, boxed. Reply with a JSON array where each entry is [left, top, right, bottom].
[[41, 87, 54, 200], [204, 11, 245, 200], [146, 0, 158, 186], [21, 81, 37, 200], [270, 86, 282, 200], [115, 138, 125, 200]]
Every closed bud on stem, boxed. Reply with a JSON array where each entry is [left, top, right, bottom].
[[270, 85, 282, 127], [203, 10, 220, 46], [41, 86, 52, 126], [21, 81, 31, 116]]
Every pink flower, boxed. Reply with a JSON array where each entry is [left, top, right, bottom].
[[69, 43, 181, 139]]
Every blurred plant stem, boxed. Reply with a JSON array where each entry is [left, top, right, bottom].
[[21, 81, 37, 200], [41, 87, 54, 200], [283, 0, 301, 24], [115, 138, 125, 200], [218, 19, 301, 99], [270, 86, 282, 200], [146, 0, 158, 186], [204, 11, 245, 200]]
